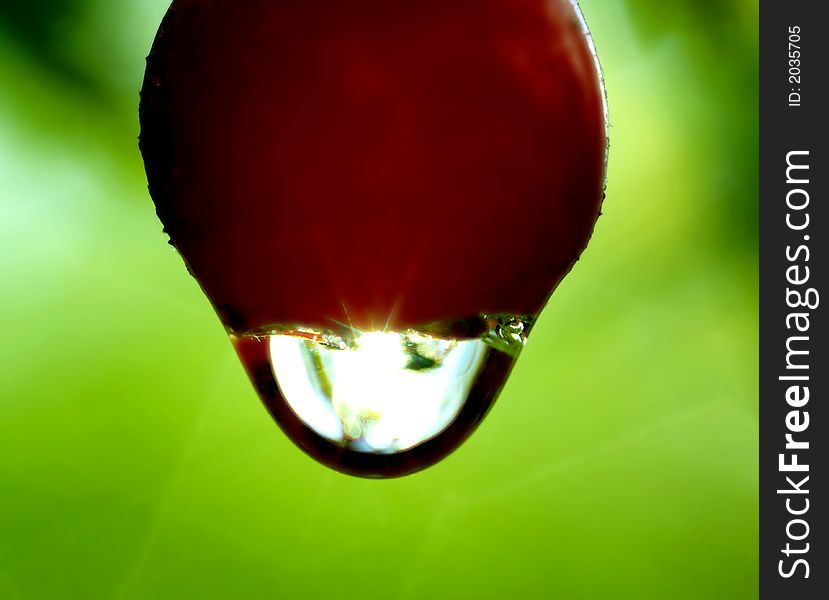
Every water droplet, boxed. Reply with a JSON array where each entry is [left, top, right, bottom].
[[231, 315, 531, 478]]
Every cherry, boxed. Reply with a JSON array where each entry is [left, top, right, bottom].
[[140, 0, 607, 477], [140, 0, 607, 334]]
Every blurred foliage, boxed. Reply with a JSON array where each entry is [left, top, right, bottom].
[[0, 0, 86, 79], [0, 1, 757, 599], [0, 0, 115, 105], [623, 0, 759, 247]]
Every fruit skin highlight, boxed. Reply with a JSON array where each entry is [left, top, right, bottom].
[[139, 0, 607, 335]]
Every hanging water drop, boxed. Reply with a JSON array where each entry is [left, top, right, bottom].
[[231, 316, 530, 477]]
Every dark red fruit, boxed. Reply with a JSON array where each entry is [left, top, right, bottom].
[[139, 0, 607, 335]]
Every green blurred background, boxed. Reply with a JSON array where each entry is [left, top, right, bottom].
[[0, 1, 757, 598]]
